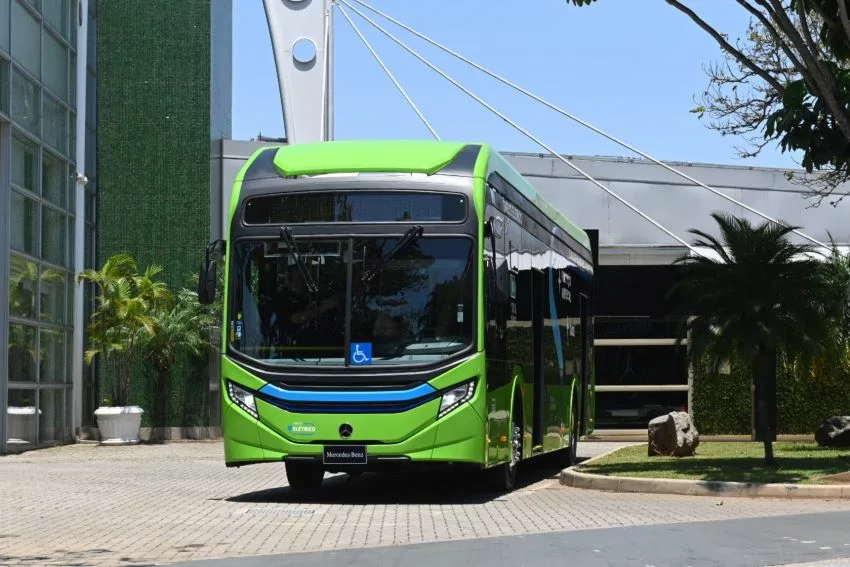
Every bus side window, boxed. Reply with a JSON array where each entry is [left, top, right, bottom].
[[484, 235, 507, 359], [484, 256, 498, 349]]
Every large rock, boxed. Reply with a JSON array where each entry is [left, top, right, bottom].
[[815, 416, 850, 447], [648, 411, 700, 457]]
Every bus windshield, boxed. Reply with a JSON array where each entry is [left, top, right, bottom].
[[229, 235, 475, 367]]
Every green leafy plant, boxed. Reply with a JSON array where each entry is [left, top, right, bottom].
[[140, 287, 218, 426], [78, 254, 172, 408]]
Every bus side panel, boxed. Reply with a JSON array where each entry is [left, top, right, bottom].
[[554, 267, 589, 449], [222, 396, 265, 464], [542, 357, 564, 452], [484, 371, 513, 466], [542, 253, 566, 453]]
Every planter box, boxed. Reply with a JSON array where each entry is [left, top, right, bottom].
[[94, 406, 144, 445], [7, 406, 39, 446]]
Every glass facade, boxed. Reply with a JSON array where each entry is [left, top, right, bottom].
[[2, 0, 86, 452], [593, 266, 689, 430]]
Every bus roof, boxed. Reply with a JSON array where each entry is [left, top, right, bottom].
[[241, 140, 591, 252], [484, 149, 591, 251], [272, 140, 469, 176]]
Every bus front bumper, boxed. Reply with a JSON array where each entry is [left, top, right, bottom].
[[222, 395, 486, 469]]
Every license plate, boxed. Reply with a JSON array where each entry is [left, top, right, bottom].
[[322, 445, 367, 465]]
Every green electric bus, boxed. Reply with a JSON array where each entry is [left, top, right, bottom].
[[198, 140, 596, 493]]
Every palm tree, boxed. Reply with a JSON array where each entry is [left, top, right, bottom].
[[141, 288, 217, 426], [818, 237, 850, 360], [669, 212, 834, 465], [78, 254, 172, 407]]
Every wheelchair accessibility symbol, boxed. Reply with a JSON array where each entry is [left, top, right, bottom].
[[351, 343, 372, 365]]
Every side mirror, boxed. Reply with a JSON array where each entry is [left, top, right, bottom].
[[198, 239, 226, 305], [198, 258, 216, 305]]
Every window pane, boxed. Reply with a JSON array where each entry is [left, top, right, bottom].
[[69, 52, 75, 106], [11, 0, 39, 78], [85, 71, 95, 127], [40, 266, 66, 324], [0, 60, 8, 114], [43, 29, 68, 101], [43, 94, 66, 153], [69, 0, 76, 45], [66, 270, 73, 324], [42, 151, 66, 208], [0, 0, 9, 52], [596, 345, 688, 386], [21, 0, 41, 12], [86, 7, 95, 70], [85, 188, 95, 222], [67, 164, 76, 214], [10, 190, 38, 255], [11, 134, 37, 192], [8, 324, 37, 382], [42, 0, 66, 38], [40, 329, 66, 383], [9, 254, 37, 319], [595, 391, 688, 430], [84, 224, 94, 268], [41, 206, 67, 266], [85, 127, 94, 176], [68, 109, 75, 160], [39, 388, 65, 443], [11, 67, 39, 134], [7, 389, 38, 447]]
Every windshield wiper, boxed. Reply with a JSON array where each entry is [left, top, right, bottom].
[[362, 225, 424, 283], [280, 226, 319, 293]]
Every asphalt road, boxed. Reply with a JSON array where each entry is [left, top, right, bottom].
[[179, 510, 850, 567]]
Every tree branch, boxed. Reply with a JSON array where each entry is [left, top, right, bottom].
[[796, 0, 829, 60], [665, 0, 786, 93], [837, 0, 850, 49], [767, 0, 850, 140], [806, 0, 839, 30], [736, 0, 807, 70]]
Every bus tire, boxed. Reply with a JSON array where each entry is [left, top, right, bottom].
[[285, 461, 324, 494], [490, 394, 522, 492], [555, 394, 580, 468]]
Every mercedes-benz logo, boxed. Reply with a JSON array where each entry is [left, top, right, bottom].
[[338, 423, 353, 438]]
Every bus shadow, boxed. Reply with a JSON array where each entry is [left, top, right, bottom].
[[226, 455, 571, 505]]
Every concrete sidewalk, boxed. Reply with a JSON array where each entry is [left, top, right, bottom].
[[2, 440, 849, 566]]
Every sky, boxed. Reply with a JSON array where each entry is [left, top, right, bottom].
[[232, 0, 801, 170]]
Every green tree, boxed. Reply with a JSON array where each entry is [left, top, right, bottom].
[[669, 212, 835, 464], [566, 0, 850, 202], [78, 254, 171, 408], [141, 287, 219, 427], [139, 288, 220, 426]]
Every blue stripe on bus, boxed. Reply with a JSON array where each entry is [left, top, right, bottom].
[[260, 400, 430, 414], [257, 382, 438, 404], [548, 268, 565, 374]]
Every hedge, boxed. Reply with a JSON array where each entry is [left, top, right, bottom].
[[692, 351, 850, 435]]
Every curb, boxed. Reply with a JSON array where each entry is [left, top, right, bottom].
[[564, 444, 850, 500]]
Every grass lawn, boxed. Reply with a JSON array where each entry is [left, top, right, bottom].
[[580, 442, 850, 485]]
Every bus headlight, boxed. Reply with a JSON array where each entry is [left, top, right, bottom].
[[438, 380, 476, 418], [227, 381, 258, 419]]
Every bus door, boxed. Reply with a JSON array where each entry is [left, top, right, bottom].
[[531, 268, 545, 449]]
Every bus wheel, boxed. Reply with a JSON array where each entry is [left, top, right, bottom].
[[285, 461, 324, 494], [490, 399, 521, 492], [555, 396, 580, 469]]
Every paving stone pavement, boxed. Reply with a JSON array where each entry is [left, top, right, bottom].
[[2, 441, 850, 566]]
